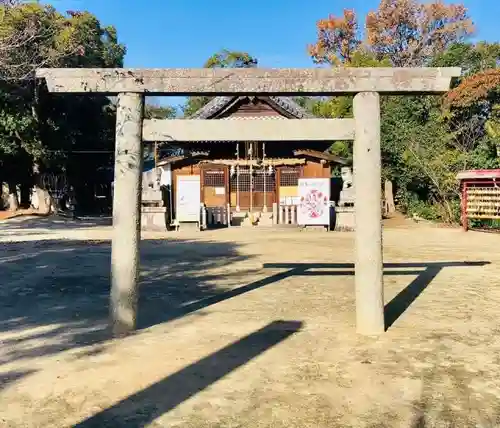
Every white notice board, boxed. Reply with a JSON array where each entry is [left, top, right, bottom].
[[176, 175, 201, 222], [297, 178, 330, 226]]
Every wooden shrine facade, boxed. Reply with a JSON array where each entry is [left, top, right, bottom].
[[155, 96, 349, 219]]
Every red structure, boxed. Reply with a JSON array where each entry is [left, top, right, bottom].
[[457, 169, 500, 231]]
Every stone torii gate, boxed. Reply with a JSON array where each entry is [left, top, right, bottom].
[[36, 67, 460, 336]]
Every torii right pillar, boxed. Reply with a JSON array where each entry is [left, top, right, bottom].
[[353, 92, 385, 335]]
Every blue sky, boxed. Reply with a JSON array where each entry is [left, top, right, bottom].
[[46, 0, 498, 68], [46, 0, 497, 107]]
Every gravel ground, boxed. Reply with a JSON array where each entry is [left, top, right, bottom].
[[0, 216, 499, 427]]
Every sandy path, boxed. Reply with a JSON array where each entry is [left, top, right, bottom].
[[0, 217, 499, 427]]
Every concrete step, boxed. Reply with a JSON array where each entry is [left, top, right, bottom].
[[257, 214, 274, 226]]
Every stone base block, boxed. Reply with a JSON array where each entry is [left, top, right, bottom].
[[141, 207, 167, 231], [303, 225, 329, 232], [334, 207, 355, 231]]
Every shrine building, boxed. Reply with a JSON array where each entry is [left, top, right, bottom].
[[142, 95, 351, 229]]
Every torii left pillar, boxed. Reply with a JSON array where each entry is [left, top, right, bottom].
[[110, 92, 144, 336]]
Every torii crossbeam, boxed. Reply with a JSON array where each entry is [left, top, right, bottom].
[[36, 67, 461, 336]]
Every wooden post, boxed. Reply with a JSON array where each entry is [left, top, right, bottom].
[[262, 142, 268, 212], [201, 204, 207, 230], [154, 142, 158, 168], [272, 202, 278, 225], [384, 180, 396, 214], [236, 143, 240, 212], [461, 181, 468, 232], [353, 92, 385, 336], [291, 205, 297, 225], [249, 144, 253, 214], [110, 92, 144, 336]]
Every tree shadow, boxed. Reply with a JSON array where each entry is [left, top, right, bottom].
[[263, 261, 490, 331], [0, 235, 490, 380], [0, 237, 251, 367], [0, 369, 37, 392], [0, 215, 112, 234], [73, 320, 302, 427]]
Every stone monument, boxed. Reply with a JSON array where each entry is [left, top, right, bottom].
[[339, 166, 355, 207], [335, 166, 355, 231]]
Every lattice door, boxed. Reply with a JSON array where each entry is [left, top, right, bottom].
[[230, 166, 276, 209]]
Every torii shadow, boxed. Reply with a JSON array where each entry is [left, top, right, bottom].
[[262, 261, 490, 331], [138, 261, 489, 331]]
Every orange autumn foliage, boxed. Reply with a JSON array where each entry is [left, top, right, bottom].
[[308, 9, 360, 65], [367, 0, 474, 66], [447, 69, 500, 107], [309, 0, 474, 66]]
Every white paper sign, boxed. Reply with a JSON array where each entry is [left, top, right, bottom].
[[297, 178, 330, 226], [215, 187, 225, 195], [176, 176, 201, 222]]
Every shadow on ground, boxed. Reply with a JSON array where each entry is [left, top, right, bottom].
[[73, 320, 303, 427], [0, 215, 112, 234], [0, 369, 37, 392], [263, 261, 490, 330], [0, 235, 490, 400], [0, 237, 251, 366]]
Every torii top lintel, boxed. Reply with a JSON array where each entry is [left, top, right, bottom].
[[36, 67, 461, 96]]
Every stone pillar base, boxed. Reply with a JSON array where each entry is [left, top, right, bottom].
[[141, 206, 167, 231], [334, 207, 355, 231]]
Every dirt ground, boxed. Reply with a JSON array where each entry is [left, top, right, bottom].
[[0, 216, 499, 428]]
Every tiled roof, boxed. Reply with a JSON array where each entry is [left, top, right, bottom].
[[219, 115, 287, 120], [293, 149, 350, 165], [190, 96, 314, 119], [268, 96, 314, 119]]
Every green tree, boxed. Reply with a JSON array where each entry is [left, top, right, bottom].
[[0, 2, 125, 210], [382, 42, 500, 222], [182, 49, 258, 117], [433, 42, 500, 77], [144, 103, 177, 119], [305, 2, 500, 223]]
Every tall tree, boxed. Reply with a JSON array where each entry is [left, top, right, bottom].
[[182, 49, 258, 117], [308, 9, 361, 65], [432, 41, 500, 77], [204, 49, 257, 69], [0, 2, 125, 210], [447, 68, 500, 107], [308, 1, 474, 67], [144, 103, 177, 120], [445, 66, 500, 165], [306, 2, 486, 223], [366, 0, 473, 66]]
